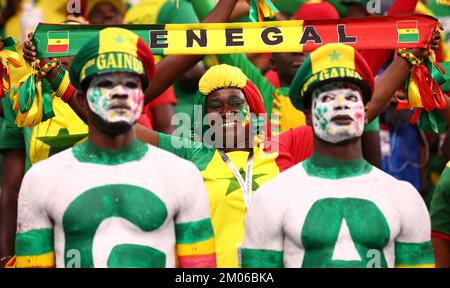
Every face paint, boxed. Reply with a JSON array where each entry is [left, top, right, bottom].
[[311, 82, 365, 144], [87, 73, 143, 125]]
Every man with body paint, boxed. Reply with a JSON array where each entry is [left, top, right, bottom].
[[241, 43, 435, 268], [192, 0, 420, 169], [11, 28, 216, 268]]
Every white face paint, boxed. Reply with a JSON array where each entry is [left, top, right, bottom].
[[87, 72, 144, 124], [311, 82, 366, 144]]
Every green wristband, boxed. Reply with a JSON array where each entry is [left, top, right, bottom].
[[50, 67, 66, 92]]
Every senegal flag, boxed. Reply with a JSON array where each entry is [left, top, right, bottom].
[[47, 31, 69, 53], [397, 21, 419, 43]]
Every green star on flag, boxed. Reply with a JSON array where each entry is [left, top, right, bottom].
[[329, 50, 341, 61], [37, 128, 88, 157], [219, 168, 268, 196], [115, 35, 125, 44]]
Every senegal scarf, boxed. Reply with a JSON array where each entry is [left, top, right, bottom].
[[33, 15, 438, 58]]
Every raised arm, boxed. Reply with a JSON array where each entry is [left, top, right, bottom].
[[145, 0, 239, 103], [366, 31, 441, 122], [359, 0, 420, 75]]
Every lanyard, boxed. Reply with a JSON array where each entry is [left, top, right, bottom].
[[218, 149, 254, 209]]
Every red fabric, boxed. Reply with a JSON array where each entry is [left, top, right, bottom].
[[264, 69, 281, 88], [147, 86, 177, 109], [354, 49, 376, 100], [138, 112, 152, 129], [269, 125, 314, 171], [432, 231, 450, 241], [136, 38, 155, 82], [243, 79, 272, 140], [138, 87, 177, 130], [294, 2, 340, 20], [359, 0, 419, 76]]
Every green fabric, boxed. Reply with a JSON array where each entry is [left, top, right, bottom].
[[175, 218, 215, 244], [173, 82, 198, 125], [440, 62, 450, 93], [78, 52, 146, 89], [0, 95, 29, 169], [363, 116, 380, 132], [190, 0, 216, 21], [395, 241, 435, 266], [16, 229, 54, 256], [425, 154, 447, 208], [303, 152, 373, 179], [157, 133, 215, 171], [290, 64, 370, 111], [430, 164, 450, 237], [241, 248, 283, 268], [418, 110, 447, 134], [157, 0, 199, 24], [72, 140, 148, 165], [428, 0, 450, 16], [273, 0, 304, 14], [0, 96, 24, 151]]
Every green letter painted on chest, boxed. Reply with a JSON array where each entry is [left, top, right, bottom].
[[62, 184, 168, 268], [301, 198, 390, 268]]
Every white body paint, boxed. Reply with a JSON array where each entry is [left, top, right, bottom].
[[17, 144, 210, 268], [243, 163, 431, 267]]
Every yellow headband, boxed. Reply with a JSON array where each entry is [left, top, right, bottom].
[[199, 64, 248, 96]]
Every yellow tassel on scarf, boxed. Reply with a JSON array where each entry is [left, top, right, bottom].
[[14, 72, 44, 127], [436, 0, 450, 6], [248, 0, 279, 22], [0, 37, 22, 98]]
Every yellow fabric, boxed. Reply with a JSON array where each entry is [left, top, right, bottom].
[[5, 0, 65, 42], [48, 38, 70, 46], [28, 97, 88, 165], [437, 0, 450, 6], [416, 2, 434, 15], [311, 44, 355, 74], [397, 28, 420, 35], [202, 146, 280, 267], [15, 74, 44, 128], [5, 47, 33, 88], [199, 64, 248, 96], [0, 49, 23, 68], [415, 2, 450, 61], [161, 20, 305, 55], [395, 263, 435, 268], [275, 95, 306, 134], [4, 0, 65, 86], [124, 0, 167, 24], [98, 28, 139, 56], [15, 252, 56, 268], [176, 237, 216, 257], [407, 69, 424, 108]]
